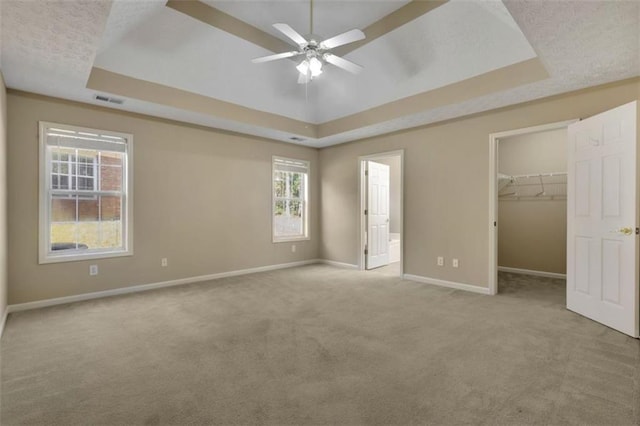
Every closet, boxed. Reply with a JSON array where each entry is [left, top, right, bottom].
[[498, 128, 567, 276]]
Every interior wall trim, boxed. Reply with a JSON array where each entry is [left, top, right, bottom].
[[6, 259, 322, 314], [498, 266, 566, 280], [320, 259, 359, 269], [403, 274, 490, 295], [86, 67, 316, 139]]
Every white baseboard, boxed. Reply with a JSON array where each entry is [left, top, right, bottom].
[[403, 274, 490, 295], [498, 266, 566, 279], [7, 259, 322, 314], [319, 259, 359, 269]]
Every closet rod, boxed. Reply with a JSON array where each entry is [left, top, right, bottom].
[[509, 171, 567, 179]]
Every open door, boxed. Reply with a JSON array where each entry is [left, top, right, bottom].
[[366, 161, 390, 269], [567, 101, 638, 337]]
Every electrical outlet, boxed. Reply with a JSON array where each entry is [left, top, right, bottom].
[[453, 258, 459, 268], [89, 265, 98, 276], [291, 244, 296, 253], [437, 256, 444, 266], [161, 258, 168, 267]]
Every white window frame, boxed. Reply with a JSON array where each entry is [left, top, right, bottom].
[[272, 156, 310, 243], [39, 121, 134, 264]]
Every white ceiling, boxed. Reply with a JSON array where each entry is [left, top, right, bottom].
[[1, 0, 639, 147], [205, 0, 412, 42]]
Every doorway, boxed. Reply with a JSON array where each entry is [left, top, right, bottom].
[[489, 120, 576, 295], [498, 127, 569, 290], [358, 150, 404, 277], [489, 101, 639, 338]]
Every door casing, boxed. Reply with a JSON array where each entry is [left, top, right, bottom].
[[488, 120, 577, 295], [358, 150, 404, 276]]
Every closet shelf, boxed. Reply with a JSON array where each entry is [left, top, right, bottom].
[[498, 172, 567, 200]]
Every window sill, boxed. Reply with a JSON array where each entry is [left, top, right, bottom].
[[39, 249, 133, 264], [272, 236, 310, 243]]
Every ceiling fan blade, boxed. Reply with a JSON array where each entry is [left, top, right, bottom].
[[273, 23, 308, 47], [319, 29, 365, 50], [252, 51, 302, 64], [324, 54, 363, 74]]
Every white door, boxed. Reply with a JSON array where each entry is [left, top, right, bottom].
[[366, 161, 390, 269], [567, 101, 638, 337]]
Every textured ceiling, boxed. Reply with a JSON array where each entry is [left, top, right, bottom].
[[1, 0, 639, 147]]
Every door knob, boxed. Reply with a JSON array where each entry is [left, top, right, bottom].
[[616, 227, 633, 236]]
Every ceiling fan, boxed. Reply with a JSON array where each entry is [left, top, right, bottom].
[[251, 0, 366, 84]]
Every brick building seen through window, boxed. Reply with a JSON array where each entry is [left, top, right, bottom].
[[49, 149, 124, 250]]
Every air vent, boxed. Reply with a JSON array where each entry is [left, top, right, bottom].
[[94, 94, 124, 105], [290, 136, 305, 142]]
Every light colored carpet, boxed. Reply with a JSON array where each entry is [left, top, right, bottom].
[[1, 266, 639, 425]]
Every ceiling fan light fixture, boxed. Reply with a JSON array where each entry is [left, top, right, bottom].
[[296, 57, 323, 78], [296, 59, 309, 75], [309, 57, 323, 76]]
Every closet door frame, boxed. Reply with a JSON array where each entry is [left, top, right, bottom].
[[488, 119, 577, 295]]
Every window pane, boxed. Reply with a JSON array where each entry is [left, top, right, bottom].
[[77, 177, 94, 191], [50, 222, 82, 251], [78, 197, 99, 221], [77, 163, 91, 177], [274, 172, 286, 198], [274, 200, 303, 237], [290, 172, 303, 199], [99, 153, 123, 191], [99, 196, 122, 248], [101, 195, 121, 221], [51, 195, 76, 222], [76, 222, 99, 249], [49, 195, 123, 251]]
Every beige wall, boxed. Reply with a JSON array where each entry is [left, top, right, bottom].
[[7, 92, 319, 304], [498, 129, 567, 175], [0, 74, 7, 323], [498, 128, 567, 274], [372, 156, 401, 234], [319, 79, 640, 288]]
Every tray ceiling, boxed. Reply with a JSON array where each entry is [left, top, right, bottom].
[[1, 0, 639, 147]]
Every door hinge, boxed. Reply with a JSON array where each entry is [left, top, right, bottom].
[[494, 221, 497, 227], [364, 209, 368, 215], [364, 249, 368, 255], [636, 227, 639, 235], [365, 170, 368, 176]]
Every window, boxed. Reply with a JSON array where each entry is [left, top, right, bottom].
[[39, 122, 133, 263], [273, 156, 309, 242]]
